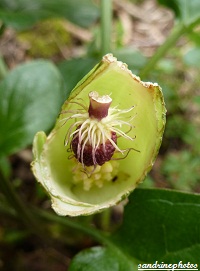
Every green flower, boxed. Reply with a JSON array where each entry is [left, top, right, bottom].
[[31, 54, 166, 216]]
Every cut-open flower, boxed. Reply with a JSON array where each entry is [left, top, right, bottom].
[[31, 54, 166, 216]]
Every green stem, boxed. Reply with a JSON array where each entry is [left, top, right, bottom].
[[0, 195, 17, 218], [36, 208, 108, 244], [0, 198, 137, 265], [35, 208, 136, 264], [139, 23, 186, 79], [0, 199, 109, 247], [0, 169, 46, 239], [0, 55, 8, 80], [100, 208, 112, 231], [101, 0, 112, 55]]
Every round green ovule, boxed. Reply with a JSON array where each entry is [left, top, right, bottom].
[[72, 160, 119, 191]]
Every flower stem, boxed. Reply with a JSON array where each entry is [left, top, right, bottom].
[[139, 23, 186, 79], [101, 0, 112, 55], [0, 196, 137, 265], [100, 208, 112, 231], [35, 208, 136, 265]]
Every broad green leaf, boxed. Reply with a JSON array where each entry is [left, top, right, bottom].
[[69, 246, 136, 271], [58, 57, 98, 94], [0, 10, 49, 30], [69, 188, 200, 269], [112, 188, 200, 264], [0, 0, 99, 30], [0, 60, 65, 157]]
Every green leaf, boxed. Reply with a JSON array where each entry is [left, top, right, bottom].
[[193, 95, 200, 105], [113, 48, 147, 72], [0, 10, 48, 30], [0, 156, 11, 178], [112, 188, 200, 264], [183, 48, 200, 68], [58, 57, 98, 94], [161, 151, 200, 191], [69, 188, 200, 269], [187, 29, 200, 47], [0, 60, 65, 157], [157, 0, 200, 27], [176, 0, 200, 26], [0, 0, 99, 30], [156, 0, 180, 17], [69, 246, 136, 271]]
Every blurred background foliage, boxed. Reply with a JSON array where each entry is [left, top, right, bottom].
[[0, 0, 200, 270]]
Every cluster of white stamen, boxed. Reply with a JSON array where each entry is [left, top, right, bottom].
[[101, 107, 135, 153], [61, 105, 135, 166]]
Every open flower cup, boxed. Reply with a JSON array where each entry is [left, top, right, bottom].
[[32, 54, 166, 216]]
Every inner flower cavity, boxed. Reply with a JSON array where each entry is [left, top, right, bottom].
[[61, 91, 136, 189]]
